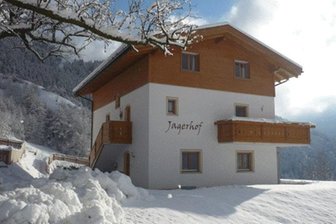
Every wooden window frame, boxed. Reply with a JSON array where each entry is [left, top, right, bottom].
[[166, 96, 179, 116], [181, 150, 202, 173], [235, 104, 249, 117], [234, 60, 250, 79], [181, 51, 200, 72], [236, 151, 254, 172]]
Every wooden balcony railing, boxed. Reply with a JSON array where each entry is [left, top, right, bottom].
[[215, 119, 313, 144], [89, 120, 132, 167], [47, 154, 89, 173]]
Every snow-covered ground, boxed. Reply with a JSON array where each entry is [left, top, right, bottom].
[[0, 143, 51, 187], [124, 182, 336, 224], [1, 143, 336, 223]]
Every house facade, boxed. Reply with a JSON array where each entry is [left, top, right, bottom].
[[74, 24, 313, 189]]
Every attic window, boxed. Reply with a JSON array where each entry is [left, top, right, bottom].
[[182, 52, 200, 72], [235, 60, 250, 79]]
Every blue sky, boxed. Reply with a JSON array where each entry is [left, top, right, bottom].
[[82, 0, 336, 117], [191, 0, 235, 22], [188, 0, 336, 117]]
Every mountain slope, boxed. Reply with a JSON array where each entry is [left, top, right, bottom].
[[0, 39, 98, 156], [280, 107, 336, 180], [0, 74, 91, 155], [0, 38, 100, 103]]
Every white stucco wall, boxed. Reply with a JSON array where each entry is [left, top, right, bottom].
[[148, 83, 278, 189], [92, 84, 150, 187], [92, 82, 280, 189]]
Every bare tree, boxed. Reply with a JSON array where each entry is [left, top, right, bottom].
[[0, 0, 197, 60]]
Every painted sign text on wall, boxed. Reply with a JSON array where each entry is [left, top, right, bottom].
[[165, 121, 203, 135]]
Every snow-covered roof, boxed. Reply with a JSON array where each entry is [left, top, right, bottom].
[[0, 136, 23, 144], [73, 22, 303, 96], [0, 145, 12, 151]]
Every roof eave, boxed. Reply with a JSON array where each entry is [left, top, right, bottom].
[[73, 44, 131, 96]]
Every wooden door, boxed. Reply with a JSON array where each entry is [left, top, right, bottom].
[[124, 152, 130, 176], [124, 105, 131, 121]]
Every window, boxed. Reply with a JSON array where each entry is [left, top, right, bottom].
[[181, 151, 201, 173], [237, 151, 254, 172], [167, 97, 178, 115], [182, 52, 200, 72], [235, 105, 248, 117], [115, 95, 120, 109], [235, 60, 249, 79]]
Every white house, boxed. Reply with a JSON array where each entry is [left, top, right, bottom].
[[74, 23, 313, 189]]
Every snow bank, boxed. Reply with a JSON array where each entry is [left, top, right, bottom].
[[0, 167, 146, 224]]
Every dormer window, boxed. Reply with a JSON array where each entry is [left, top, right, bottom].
[[182, 52, 200, 72], [235, 60, 250, 79]]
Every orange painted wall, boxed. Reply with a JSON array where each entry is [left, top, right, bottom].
[[93, 56, 149, 110], [93, 37, 277, 111]]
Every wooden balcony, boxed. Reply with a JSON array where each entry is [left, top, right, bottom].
[[215, 119, 313, 144], [89, 120, 132, 167]]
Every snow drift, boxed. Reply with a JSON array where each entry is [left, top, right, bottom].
[[0, 167, 146, 224]]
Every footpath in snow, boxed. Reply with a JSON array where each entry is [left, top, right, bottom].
[[1, 143, 336, 223]]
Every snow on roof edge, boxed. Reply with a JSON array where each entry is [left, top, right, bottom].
[[196, 22, 230, 30], [72, 44, 130, 95], [0, 136, 23, 144], [217, 116, 314, 127], [0, 145, 12, 151]]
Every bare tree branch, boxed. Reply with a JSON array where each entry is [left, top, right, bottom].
[[0, 0, 197, 60]]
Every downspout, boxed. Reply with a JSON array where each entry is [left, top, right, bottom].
[[79, 95, 94, 151]]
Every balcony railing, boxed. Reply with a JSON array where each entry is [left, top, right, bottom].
[[89, 120, 132, 167], [215, 119, 313, 144]]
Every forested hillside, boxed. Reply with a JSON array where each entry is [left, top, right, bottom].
[[280, 108, 336, 180], [0, 38, 101, 156], [0, 39, 100, 102]]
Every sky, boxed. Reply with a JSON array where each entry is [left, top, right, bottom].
[[81, 0, 336, 118]]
